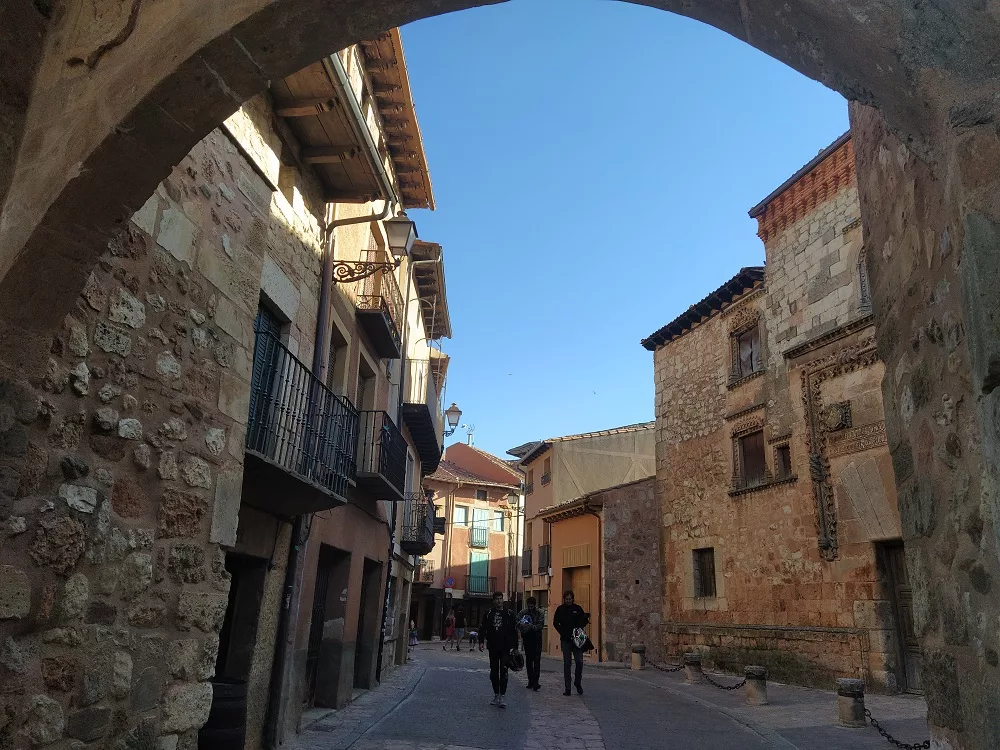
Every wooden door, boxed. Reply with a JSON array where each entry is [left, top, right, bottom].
[[565, 566, 592, 617], [883, 543, 922, 692]]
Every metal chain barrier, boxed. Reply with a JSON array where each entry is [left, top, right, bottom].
[[702, 672, 747, 691], [649, 661, 684, 673], [864, 709, 930, 750]]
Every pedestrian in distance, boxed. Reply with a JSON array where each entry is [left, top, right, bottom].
[[480, 591, 517, 708], [408, 619, 419, 654], [454, 606, 467, 651], [553, 590, 591, 696], [516, 596, 545, 690], [442, 608, 457, 651]]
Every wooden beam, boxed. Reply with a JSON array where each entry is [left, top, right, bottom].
[[302, 146, 358, 164], [273, 97, 339, 118]]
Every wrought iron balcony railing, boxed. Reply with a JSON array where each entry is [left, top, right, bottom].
[[416, 558, 435, 584], [246, 329, 359, 503], [537, 544, 551, 574], [355, 410, 407, 498], [401, 492, 436, 556], [469, 526, 489, 549], [521, 548, 533, 577], [465, 575, 497, 597], [540, 472, 551, 486], [355, 252, 404, 359], [524, 482, 534, 495]]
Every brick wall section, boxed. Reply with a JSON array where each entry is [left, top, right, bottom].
[[598, 478, 662, 664], [653, 139, 908, 692]]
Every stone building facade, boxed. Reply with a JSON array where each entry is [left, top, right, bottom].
[[643, 134, 919, 692], [0, 30, 450, 750], [418, 443, 522, 639]]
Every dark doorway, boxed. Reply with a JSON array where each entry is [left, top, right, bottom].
[[879, 542, 922, 693], [215, 553, 268, 680], [305, 545, 352, 707], [354, 558, 382, 689]]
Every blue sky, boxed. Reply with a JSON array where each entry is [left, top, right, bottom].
[[401, 0, 848, 459]]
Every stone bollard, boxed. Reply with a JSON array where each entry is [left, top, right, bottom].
[[631, 645, 646, 670], [744, 665, 768, 705], [836, 678, 867, 727], [683, 652, 703, 683]]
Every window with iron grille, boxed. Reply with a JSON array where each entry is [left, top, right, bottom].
[[692, 548, 716, 598]]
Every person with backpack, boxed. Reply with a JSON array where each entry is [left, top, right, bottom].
[[553, 590, 590, 696], [516, 596, 545, 690], [480, 591, 517, 707]]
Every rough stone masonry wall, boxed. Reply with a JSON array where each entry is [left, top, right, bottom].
[[0, 104, 327, 750], [851, 103, 1000, 749], [599, 478, 662, 665], [654, 169, 907, 689]]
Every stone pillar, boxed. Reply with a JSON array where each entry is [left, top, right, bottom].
[[631, 645, 646, 670], [836, 678, 866, 727], [851, 102, 1000, 749], [744, 666, 768, 706], [683, 652, 702, 683]]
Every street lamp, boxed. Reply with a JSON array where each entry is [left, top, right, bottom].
[[443, 403, 463, 437], [332, 211, 417, 283], [384, 210, 418, 259]]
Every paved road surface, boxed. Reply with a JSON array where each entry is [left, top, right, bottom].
[[351, 646, 775, 750]]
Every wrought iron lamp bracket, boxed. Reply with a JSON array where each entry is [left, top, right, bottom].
[[332, 258, 402, 283]]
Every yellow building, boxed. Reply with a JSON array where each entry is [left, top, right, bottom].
[[508, 423, 654, 655]]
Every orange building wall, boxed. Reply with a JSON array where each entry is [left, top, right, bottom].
[[547, 514, 601, 658]]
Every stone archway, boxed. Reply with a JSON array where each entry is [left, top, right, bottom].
[[1, 2, 999, 748]]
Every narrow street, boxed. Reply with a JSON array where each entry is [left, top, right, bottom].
[[290, 645, 929, 750], [296, 646, 778, 750]]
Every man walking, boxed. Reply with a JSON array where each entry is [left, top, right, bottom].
[[516, 596, 545, 690], [480, 591, 517, 707], [553, 590, 590, 696]]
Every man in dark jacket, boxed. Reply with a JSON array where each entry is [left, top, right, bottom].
[[516, 596, 545, 690], [552, 590, 590, 696], [480, 591, 517, 707]]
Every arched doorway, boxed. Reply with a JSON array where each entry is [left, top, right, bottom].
[[1, 2, 999, 748]]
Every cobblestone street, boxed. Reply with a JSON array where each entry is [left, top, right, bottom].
[[286, 645, 929, 750]]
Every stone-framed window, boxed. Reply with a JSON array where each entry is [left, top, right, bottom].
[[728, 309, 765, 387], [735, 430, 767, 488], [692, 547, 717, 598], [774, 442, 793, 480]]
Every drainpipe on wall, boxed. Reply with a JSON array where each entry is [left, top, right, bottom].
[[264, 48, 402, 749], [584, 503, 603, 662]]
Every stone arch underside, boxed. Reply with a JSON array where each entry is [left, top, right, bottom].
[[1, 0, 999, 375], [1, 1, 1000, 748]]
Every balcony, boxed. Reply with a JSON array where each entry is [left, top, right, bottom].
[[416, 558, 435, 584], [355, 261, 403, 359], [524, 482, 534, 496], [243, 330, 359, 515], [469, 526, 489, 549], [541, 472, 551, 486], [400, 359, 445, 474], [537, 544, 551, 575], [401, 492, 436, 556], [355, 410, 407, 500], [465, 575, 497, 597], [521, 548, 533, 577]]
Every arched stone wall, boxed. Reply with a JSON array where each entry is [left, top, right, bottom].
[[0, 2, 999, 748]]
